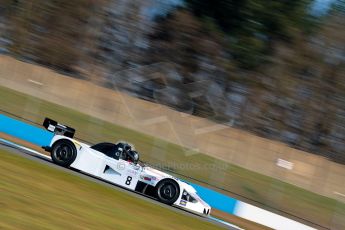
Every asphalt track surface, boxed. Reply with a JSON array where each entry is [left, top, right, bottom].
[[0, 140, 241, 230]]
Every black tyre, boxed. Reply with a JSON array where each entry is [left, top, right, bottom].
[[156, 179, 180, 205], [51, 139, 77, 167]]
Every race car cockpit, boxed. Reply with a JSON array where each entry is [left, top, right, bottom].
[[90, 142, 139, 164]]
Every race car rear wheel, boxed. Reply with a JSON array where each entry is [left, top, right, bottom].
[[156, 179, 180, 205], [51, 139, 77, 167]]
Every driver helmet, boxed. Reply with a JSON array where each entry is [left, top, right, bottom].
[[127, 150, 139, 164], [116, 142, 132, 152], [124, 143, 132, 152]]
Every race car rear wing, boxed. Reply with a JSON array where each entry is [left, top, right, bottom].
[[43, 118, 75, 138]]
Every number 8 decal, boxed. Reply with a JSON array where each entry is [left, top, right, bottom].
[[126, 176, 132, 185]]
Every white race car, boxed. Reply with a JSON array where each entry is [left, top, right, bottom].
[[42, 118, 211, 216]]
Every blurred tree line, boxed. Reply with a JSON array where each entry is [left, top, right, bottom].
[[0, 0, 344, 162], [0, 0, 106, 73], [1, 0, 319, 72], [185, 0, 314, 68]]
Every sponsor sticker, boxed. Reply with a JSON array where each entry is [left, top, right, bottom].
[[117, 162, 126, 170], [127, 169, 138, 176], [140, 175, 157, 181], [180, 200, 187, 206]]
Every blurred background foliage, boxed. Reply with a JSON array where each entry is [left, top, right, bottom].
[[0, 0, 344, 163]]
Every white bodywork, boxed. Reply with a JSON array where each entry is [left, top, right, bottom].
[[48, 135, 211, 216]]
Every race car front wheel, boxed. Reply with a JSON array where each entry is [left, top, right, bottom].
[[51, 139, 77, 167], [156, 179, 180, 205]]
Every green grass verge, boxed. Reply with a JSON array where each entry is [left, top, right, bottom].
[[0, 85, 344, 229], [0, 149, 222, 230]]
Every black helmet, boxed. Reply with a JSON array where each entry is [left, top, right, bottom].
[[128, 150, 139, 164], [124, 144, 132, 151], [117, 142, 132, 152]]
